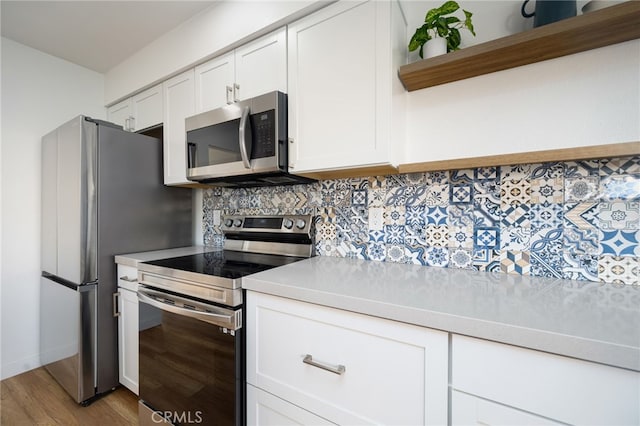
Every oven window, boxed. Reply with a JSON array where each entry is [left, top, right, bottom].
[[187, 119, 242, 167], [139, 301, 242, 425]]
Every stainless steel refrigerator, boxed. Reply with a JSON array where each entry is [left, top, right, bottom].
[[40, 116, 193, 404]]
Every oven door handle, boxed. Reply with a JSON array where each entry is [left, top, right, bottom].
[[138, 289, 241, 330]]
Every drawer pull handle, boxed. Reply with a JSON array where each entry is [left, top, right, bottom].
[[303, 354, 346, 375], [119, 276, 137, 283]]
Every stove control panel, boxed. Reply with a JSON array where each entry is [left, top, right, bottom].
[[221, 215, 312, 235]]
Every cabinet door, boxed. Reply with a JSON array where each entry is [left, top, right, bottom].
[[247, 291, 448, 425], [194, 52, 234, 113], [117, 287, 139, 395], [235, 27, 287, 101], [452, 391, 562, 426], [288, 0, 383, 173], [163, 70, 195, 186], [247, 384, 335, 426], [131, 83, 163, 132], [107, 98, 133, 131]]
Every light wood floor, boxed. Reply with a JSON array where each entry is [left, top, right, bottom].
[[1, 367, 138, 425]]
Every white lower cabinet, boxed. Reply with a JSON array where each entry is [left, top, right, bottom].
[[451, 335, 640, 426], [247, 384, 334, 426], [246, 291, 448, 425], [116, 264, 139, 394]]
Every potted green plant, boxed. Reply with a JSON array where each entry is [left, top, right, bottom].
[[408, 1, 476, 59]]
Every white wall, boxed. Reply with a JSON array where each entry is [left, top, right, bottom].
[[0, 37, 105, 380], [105, 0, 328, 105]]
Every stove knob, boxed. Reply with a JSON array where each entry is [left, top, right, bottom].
[[283, 218, 294, 229], [224, 219, 233, 227], [233, 219, 243, 227], [295, 219, 306, 229]]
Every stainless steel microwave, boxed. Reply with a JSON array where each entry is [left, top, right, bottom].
[[185, 91, 314, 187]]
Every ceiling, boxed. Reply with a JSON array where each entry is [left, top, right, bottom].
[[1, 1, 218, 73]]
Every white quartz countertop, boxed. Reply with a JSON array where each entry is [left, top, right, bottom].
[[114, 245, 218, 267], [243, 256, 640, 371]]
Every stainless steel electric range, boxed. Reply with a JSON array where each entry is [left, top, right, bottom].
[[136, 215, 314, 426]]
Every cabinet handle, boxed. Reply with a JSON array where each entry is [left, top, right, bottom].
[[226, 86, 233, 104], [113, 292, 120, 317], [303, 354, 346, 375], [124, 117, 130, 131], [129, 116, 135, 131], [233, 83, 240, 102], [119, 275, 138, 283]]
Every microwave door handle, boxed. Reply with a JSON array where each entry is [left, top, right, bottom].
[[238, 106, 252, 169]]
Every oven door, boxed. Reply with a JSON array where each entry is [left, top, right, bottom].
[[138, 287, 243, 426]]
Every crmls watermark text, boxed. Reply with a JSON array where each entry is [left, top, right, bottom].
[[152, 410, 204, 424]]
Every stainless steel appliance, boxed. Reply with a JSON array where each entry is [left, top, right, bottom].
[[136, 215, 314, 425], [40, 116, 193, 405], [185, 91, 314, 187]]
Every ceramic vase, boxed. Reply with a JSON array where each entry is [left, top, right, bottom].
[[423, 37, 447, 59]]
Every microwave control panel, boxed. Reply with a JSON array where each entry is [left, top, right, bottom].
[[252, 109, 276, 159]]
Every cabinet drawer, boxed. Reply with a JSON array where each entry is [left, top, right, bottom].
[[247, 292, 448, 425], [452, 391, 561, 425], [452, 335, 640, 425], [247, 384, 334, 425], [117, 265, 138, 292]]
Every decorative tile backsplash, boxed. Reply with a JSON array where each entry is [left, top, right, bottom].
[[202, 156, 640, 285]]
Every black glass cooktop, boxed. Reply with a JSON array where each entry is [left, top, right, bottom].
[[144, 251, 305, 280]]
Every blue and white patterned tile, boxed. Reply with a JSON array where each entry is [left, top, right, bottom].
[[530, 226, 563, 253], [531, 162, 565, 179], [599, 156, 640, 176], [405, 205, 426, 227], [386, 244, 407, 263], [386, 186, 409, 206], [501, 179, 531, 207], [315, 240, 337, 257], [501, 204, 530, 227], [500, 251, 530, 275], [384, 205, 406, 225], [472, 248, 501, 272], [449, 183, 474, 205], [502, 164, 532, 181], [368, 188, 387, 208], [599, 200, 639, 230], [600, 230, 640, 256], [448, 205, 475, 227], [564, 160, 600, 177], [563, 227, 599, 255], [425, 171, 449, 185], [367, 242, 386, 261], [475, 167, 500, 181], [600, 174, 640, 200], [564, 202, 599, 230], [474, 227, 500, 250], [403, 173, 427, 185], [449, 248, 474, 269], [351, 188, 368, 206], [449, 225, 474, 249], [405, 224, 427, 246], [500, 226, 530, 251], [562, 253, 598, 281], [320, 180, 337, 206], [336, 241, 368, 260], [565, 177, 600, 202], [598, 255, 639, 285], [474, 183, 501, 226], [384, 224, 405, 245], [405, 185, 428, 206], [424, 184, 450, 206], [424, 246, 449, 267], [531, 178, 564, 204], [530, 202, 563, 230], [334, 189, 351, 207], [316, 220, 337, 242], [450, 169, 474, 183], [530, 249, 564, 278], [425, 206, 447, 225], [385, 174, 406, 188], [405, 244, 427, 265], [425, 225, 449, 247], [335, 207, 368, 243], [368, 229, 385, 243], [368, 175, 386, 189]]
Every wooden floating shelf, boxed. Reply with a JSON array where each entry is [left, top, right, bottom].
[[398, 1, 640, 91]]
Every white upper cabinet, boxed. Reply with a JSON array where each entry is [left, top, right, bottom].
[[195, 27, 287, 113], [163, 70, 195, 186], [107, 84, 163, 132], [287, 0, 407, 175]]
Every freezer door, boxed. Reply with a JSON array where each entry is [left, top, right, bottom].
[[40, 275, 97, 404], [55, 117, 98, 284]]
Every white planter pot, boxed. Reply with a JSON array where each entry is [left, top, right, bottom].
[[423, 37, 447, 59]]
